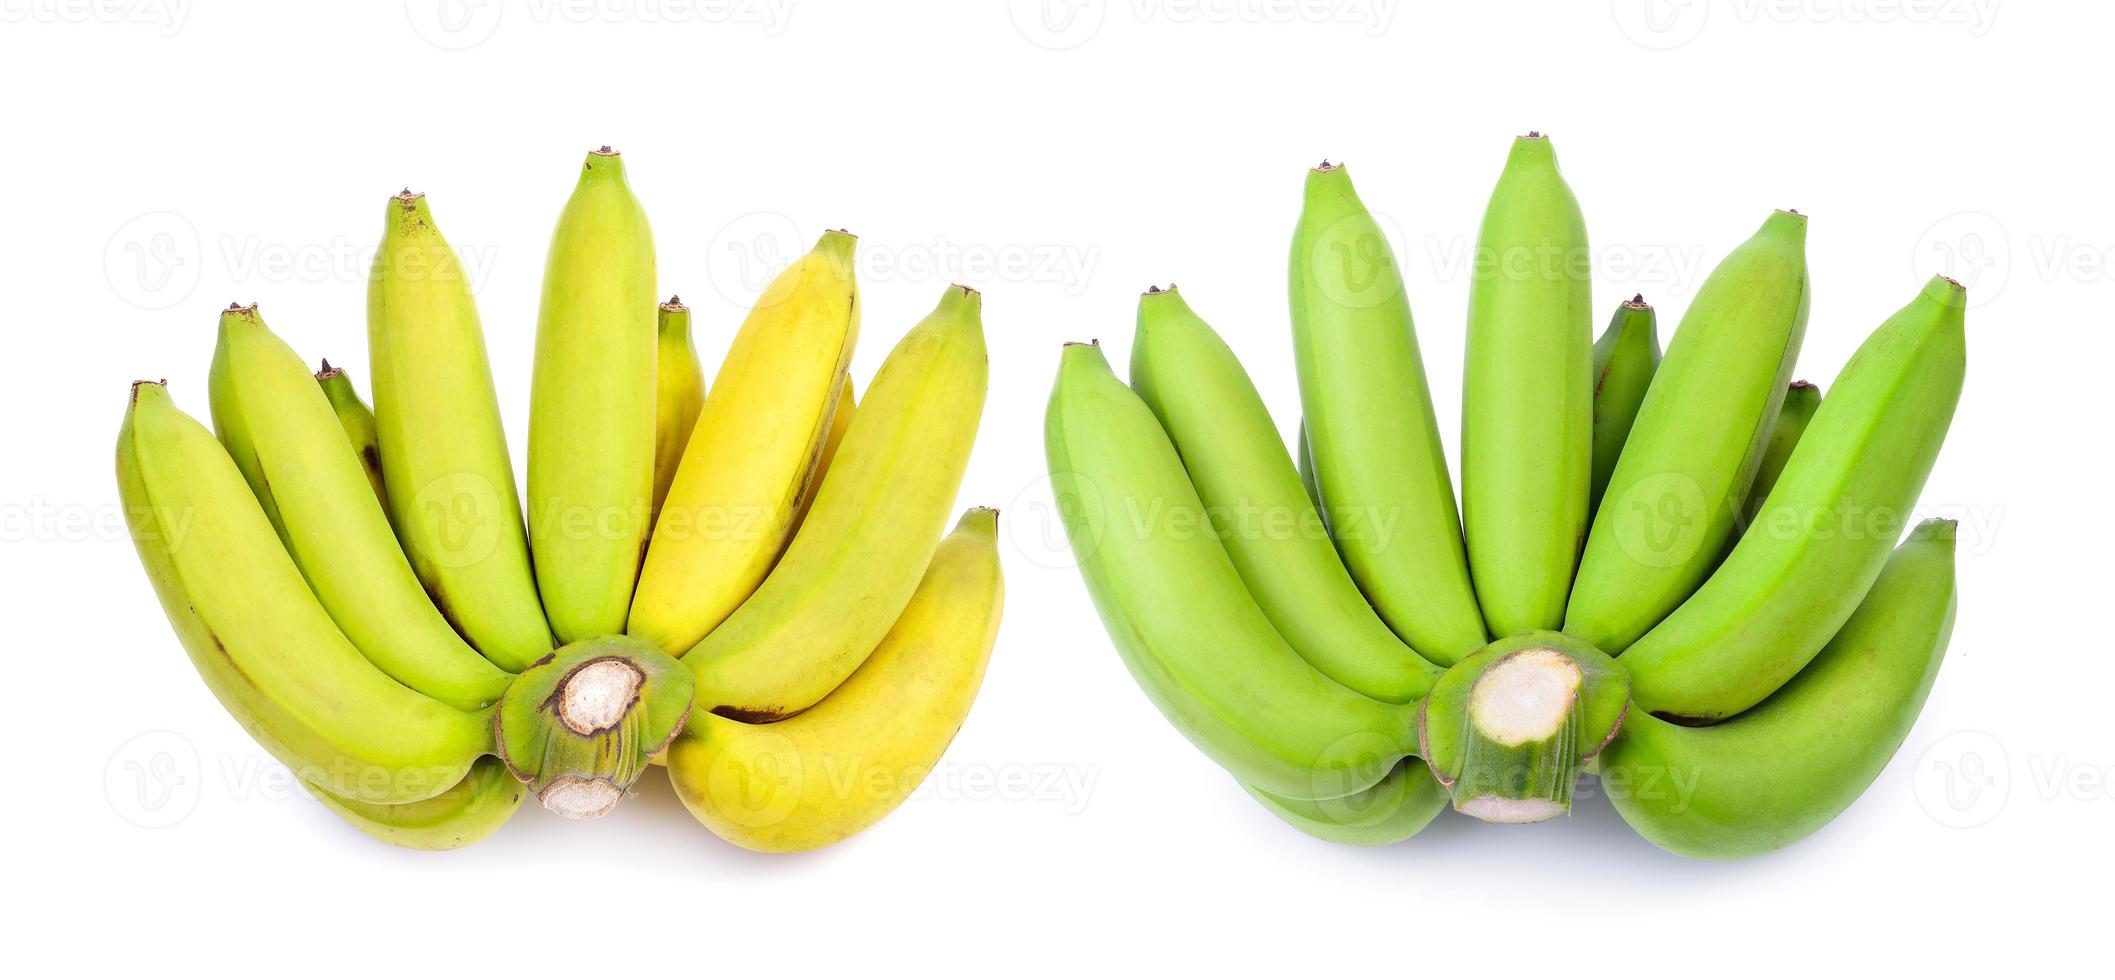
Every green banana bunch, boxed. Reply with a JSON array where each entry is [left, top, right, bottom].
[[210, 305, 514, 711], [1566, 210, 1809, 654], [1461, 133, 1593, 637], [369, 190, 551, 671], [1050, 140, 1967, 857], [1588, 295, 1660, 509], [1620, 276, 1966, 720], [1290, 162, 1486, 664], [1130, 285, 1443, 703], [528, 147, 658, 643], [1047, 341, 1419, 801], [120, 381, 494, 806], [314, 359, 387, 511], [1602, 519, 1957, 858]]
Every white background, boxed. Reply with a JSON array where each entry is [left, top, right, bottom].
[[3, 0, 2107, 974]]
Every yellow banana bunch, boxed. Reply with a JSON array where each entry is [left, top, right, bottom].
[[118, 149, 1001, 852]]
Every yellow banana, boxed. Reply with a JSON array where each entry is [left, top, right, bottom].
[[528, 147, 658, 643], [687, 285, 987, 719], [667, 508, 1003, 852], [651, 295, 707, 521], [630, 231, 858, 655], [314, 359, 386, 512], [368, 190, 551, 671], [119, 381, 491, 805], [791, 374, 856, 534], [210, 305, 513, 710]]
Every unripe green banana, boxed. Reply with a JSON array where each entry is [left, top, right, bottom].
[[687, 285, 986, 720], [1566, 210, 1810, 653], [528, 147, 658, 643], [315, 359, 387, 512], [1621, 276, 1965, 719], [1242, 761, 1448, 846], [652, 295, 706, 521], [1601, 519, 1957, 859], [1290, 162, 1485, 663], [369, 190, 551, 671], [1294, 419, 1318, 508], [1047, 341, 1417, 800], [119, 381, 492, 805], [209, 305, 513, 711], [307, 756, 525, 850], [1737, 379, 1821, 533], [1130, 285, 1442, 703], [1588, 296, 1661, 510], [1461, 133, 1594, 636]]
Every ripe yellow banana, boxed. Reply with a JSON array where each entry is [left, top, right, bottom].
[[368, 190, 551, 671], [307, 756, 525, 850], [687, 285, 987, 719], [210, 305, 513, 710], [1290, 162, 1485, 663], [1566, 210, 1809, 653], [668, 508, 1003, 852], [629, 231, 858, 655], [119, 381, 491, 805], [314, 359, 386, 512], [1461, 133, 1594, 637], [528, 147, 658, 643], [1621, 276, 1965, 719], [652, 295, 706, 521], [791, 374, 856, 534]]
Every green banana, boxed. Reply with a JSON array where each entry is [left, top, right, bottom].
[[1588, 295, 1661, 510], [209, 305, 514, 711], [528, 147, 658, 643], [1047, 341, 1418, 800], [369, 190, 551, 671], [1566, 209, 1810, 653], [1601, 519, 1958, 859], [686, 285, 986, 720], [1737, 379, 1822, 533], [1289, 162, 1486, 664], [314, 359, 387, 512], [1621, 276, 1966, 719], [1294, 419, 1318, 508], [1461, 133, 1594, 637], [1130, 285, 1442, 703], [652, 295, 706, 521], [1242, 761, 1449, 846], [119, 381, 492, 805], [307, 756, 525, 850]]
